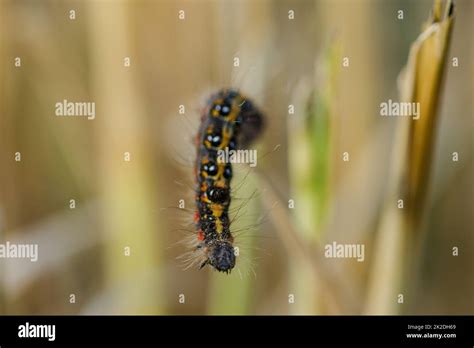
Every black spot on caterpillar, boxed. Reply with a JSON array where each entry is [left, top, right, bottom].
[[191, 88, 265, 273]]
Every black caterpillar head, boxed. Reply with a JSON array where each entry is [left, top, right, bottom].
[[202, 241, 236, 273]]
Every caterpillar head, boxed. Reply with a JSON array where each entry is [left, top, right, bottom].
[[201, 241, 236, 273]]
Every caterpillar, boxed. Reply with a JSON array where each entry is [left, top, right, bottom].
[[191, 88, 265, 273]]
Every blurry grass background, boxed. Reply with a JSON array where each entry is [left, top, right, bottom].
[[0, 0, 472, 315]]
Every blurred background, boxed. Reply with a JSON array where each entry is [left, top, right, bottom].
[[0, 0, 472, 315]]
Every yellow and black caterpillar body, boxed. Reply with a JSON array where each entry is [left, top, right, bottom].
[[193, 89, 264, 273]]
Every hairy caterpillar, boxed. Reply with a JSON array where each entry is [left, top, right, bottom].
[[191, 88, 265, 273]]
